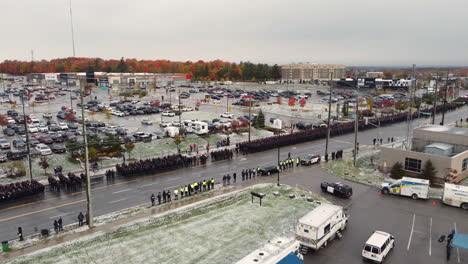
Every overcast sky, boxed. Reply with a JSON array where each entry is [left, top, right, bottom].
[[1, 0, 467, 66]]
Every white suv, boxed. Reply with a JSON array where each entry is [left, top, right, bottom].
[[220, 112, 234, 119], [362, 231, 395, 263]]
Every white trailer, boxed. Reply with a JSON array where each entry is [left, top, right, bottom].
[[163, 126, 179, 137], [182, 120, 209, 135], [443, 183, 468, 210], [381, 177, 429, 200], [295, 204, 348, 254]]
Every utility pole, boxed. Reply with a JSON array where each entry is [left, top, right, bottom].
[[324, 72, 333, 158], [432, 72, 438, 125], [69, 0, 76, 57], [277, 130, 280, 186], [405, 64, 416, 150], [80, 78, 93, 228], [353, 90, 359, 167], [178, 85, 181, 126], [248, 96, 251, 142], [20, 95, 33, 181], [441, 69, 450, 126], [67, 75, 73, 110]]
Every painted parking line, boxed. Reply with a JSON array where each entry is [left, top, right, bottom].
[[429, 217, 432, 256], [407, 213, 415, 251], [141, 182, 157, 187], [112, 188, 132, 194]]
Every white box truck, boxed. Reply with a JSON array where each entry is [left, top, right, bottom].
[[381, 177, 429, 200], [442, 183, 468, 210], [236, 237, 303, 264], [295, 204, 348, 254]]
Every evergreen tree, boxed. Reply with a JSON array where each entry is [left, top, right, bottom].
[[117, 57, 128, 73], [421, 160, 437, 184], [390, 162, 405, 179], [254, 109, 265, 128]]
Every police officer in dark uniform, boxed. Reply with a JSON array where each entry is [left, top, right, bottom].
[[150, 194, 156, 206]]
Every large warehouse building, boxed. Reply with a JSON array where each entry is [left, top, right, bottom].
[[281, 64, 346, 81]]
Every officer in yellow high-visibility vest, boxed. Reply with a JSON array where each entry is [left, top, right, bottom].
[[210, 178, 215, 190], [202, 180, 207, 191], [296, 157, 300, 167], [174, 189, 178, 200], [180, 186, 185, 198]]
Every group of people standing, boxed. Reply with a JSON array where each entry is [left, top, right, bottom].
[[150, 178, 216, 206]]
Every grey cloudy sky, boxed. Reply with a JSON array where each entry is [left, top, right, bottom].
[[1, 0, 467, 66]]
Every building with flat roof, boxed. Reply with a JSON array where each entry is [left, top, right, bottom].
[[380, 125, 468, 184], [281, 64, 346, 81]]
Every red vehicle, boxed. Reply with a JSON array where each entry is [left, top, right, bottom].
[[226, 93, 235, 98]]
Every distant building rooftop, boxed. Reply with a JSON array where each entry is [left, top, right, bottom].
[[415, 125, 468, 137], [425, 143, 454, 151]]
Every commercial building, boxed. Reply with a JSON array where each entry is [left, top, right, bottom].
[[281, 64, 346, 81], [366, 72, 383, 78], [380, 125, 468, 184]]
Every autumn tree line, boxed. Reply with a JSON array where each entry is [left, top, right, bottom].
[[0, 57, 282, 81]]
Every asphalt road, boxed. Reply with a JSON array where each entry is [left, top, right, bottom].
[[0, 96, 467, 262], [280, 166, 468, 264]]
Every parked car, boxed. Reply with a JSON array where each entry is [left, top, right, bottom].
[[37, 124, 49, 132], [0, 152, 7, 162], [42, 112, 53, 118], [58, 123, 69, 130], [220, 112, 234, 119], [0, 137, 11, 149], [162, 111, 175, 117], [3, 128, 15, 136], [160, 121, 172, 127], [36, 143, 52, 155], [13, 139, 26, 148], [7, 150, 28, 160], [258, 165, 279, 176], [141, 120, 153, 125], [301, 154, 321, 166], [28, 124, 39, 133], [51, 144, 66, 153], [320, 182, 353, 198]]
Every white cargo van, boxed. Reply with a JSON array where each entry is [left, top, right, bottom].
[[381, 177, 429, 200], [442, 183, 468, 210], [362, 231, 395, 263], [295, 204, 348, 254]]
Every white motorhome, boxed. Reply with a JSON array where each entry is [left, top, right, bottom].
[[442, 183, 468, 210], [381, 177, 429, 200], [182, 120, 209, 135], [236, 237, 303, 264], [295, 204, 348, 254]]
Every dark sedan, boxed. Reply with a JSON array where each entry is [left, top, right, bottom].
[[51, 144, 66, 153]]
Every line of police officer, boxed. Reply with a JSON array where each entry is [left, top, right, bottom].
[[150, 178, 216, 206]]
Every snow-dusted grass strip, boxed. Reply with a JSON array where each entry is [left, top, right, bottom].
[[5, 184, 320, 264]]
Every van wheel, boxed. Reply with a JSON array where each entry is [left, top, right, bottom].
[[267, 172, 270, 176], [461, 203, 468, 210], [382, 188, 389, 195], [323, 240, 328, 247], [411, 194, 418, 200]]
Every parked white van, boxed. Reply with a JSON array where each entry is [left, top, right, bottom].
[[442, 183, 468, 210], [362, 231, 395, 263]]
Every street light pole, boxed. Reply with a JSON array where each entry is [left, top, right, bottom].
[[80, 78, 93, 228], [325, 73, 333, 158], [432, 72, 438, 125], [20, 95, 33, 181], [441, 69, 450, 126], [248, 97, 251, 142], [353, 87, 359, 167], [277, 131, 280, 186]]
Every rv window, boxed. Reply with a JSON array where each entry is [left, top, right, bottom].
[[381, 242, 387, 252], [304, 229, 309, 233], [371, 247, 380, 254], [364, 245, 372, 252], [324, 224, 330, 234]]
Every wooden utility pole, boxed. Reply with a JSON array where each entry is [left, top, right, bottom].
[[324, 73, 333, 158], [441, 69, 450, 126], [80, 78, 93, 228], [432, 72, 438, 125]]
